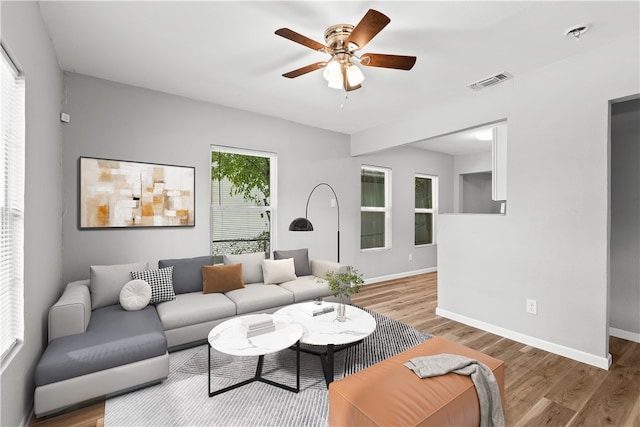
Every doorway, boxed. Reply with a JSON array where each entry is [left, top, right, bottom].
[[609, 97, 640, 343]]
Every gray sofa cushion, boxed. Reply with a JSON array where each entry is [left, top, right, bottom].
[[158, 255, 213, 294], [225, 284, 294, 315], [35, 304, 166, 386], [279, 276, 330, 302], [273, 248, 311, 276], [89, 262, 149, 309], [156, 291, 237, 330]]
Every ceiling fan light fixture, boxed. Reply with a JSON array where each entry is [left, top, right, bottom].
[[346, 62, 365, 86], [276, 9, 416, 92], [323, 59, 341, 82]]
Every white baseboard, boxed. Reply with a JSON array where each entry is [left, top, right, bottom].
[[436, 307, 612, 370], [610, 327, 640, 343], [364, 267, 437, 285]]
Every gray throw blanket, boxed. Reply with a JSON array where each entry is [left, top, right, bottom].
[[404, 354, 505, 427]]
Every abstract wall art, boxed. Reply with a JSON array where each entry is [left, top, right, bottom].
[[79, 157, 195, 228]]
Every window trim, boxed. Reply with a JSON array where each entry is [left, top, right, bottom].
[[360, 165, 392, 251], [414, 173, 438, 247]]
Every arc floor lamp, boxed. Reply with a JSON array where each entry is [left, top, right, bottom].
[[289, 183, 340, 262]]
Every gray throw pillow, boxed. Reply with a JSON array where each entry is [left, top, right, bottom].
[[89, 262, 149, 309], [223, 252, 265, 284], [158, 255, 213, 294], [273, 248, 311, 276]]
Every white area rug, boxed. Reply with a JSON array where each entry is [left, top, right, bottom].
[[105, 308, 431, 426]]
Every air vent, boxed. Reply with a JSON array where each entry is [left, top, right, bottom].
[[467, 72, 513, 91]]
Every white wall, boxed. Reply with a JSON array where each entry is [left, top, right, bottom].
[[610, 98, 640, 340], [0, 2, 64, 426], [350, 36, 640, 367]]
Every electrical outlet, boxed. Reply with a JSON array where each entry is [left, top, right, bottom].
[[526, 298, 537, 315], [409, 253, 413, 262]]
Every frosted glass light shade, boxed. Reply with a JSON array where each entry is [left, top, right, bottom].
[[346, 63, 364, 86]]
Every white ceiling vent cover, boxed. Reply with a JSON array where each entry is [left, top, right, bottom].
[[467, 72, 513, 91]]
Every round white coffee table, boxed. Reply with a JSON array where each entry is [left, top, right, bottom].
[[207, 314, 303, 396], [273, 302, 377, 386]]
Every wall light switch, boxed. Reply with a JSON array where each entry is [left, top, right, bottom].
[[330, 198, 336, 208]]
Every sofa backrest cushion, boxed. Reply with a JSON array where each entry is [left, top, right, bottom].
[[89, 262, 149, 309], [223, 252, 265, 284], [273, 248, 311, 276], [158, 255, 213, 294], [202, 264, 245, 294]]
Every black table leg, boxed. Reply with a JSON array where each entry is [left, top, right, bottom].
[[208, 341, 300, 397]]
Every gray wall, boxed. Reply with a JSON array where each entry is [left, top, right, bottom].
[[0, 2, 64, 426], [60, 74, 446, 283], [60, 73, 356, 282], [354, 146, 454, 279], [610, 98, 640, 337], [452, 150, 492, 213], [351, 35, 640, 367], [461, 172, 501, 214]]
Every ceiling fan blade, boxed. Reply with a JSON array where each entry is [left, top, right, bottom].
[[360, 53, 417, 70], [345, 9, 390, 50], [282, 62, 326, 78], [275, 28, 327, 52]]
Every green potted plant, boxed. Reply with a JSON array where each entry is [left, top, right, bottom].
[[322, 266, 364, 322]]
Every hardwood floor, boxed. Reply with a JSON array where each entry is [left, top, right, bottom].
[[30, 272, 640, 427]]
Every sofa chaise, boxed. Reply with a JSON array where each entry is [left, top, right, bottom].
[[34, 249, 342, 417]]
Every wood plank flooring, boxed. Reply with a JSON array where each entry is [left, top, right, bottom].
[[30, 272, 640, 427]]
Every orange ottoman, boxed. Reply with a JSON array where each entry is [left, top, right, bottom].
[[328, 336, 505, 426]]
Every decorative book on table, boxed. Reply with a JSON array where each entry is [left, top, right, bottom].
[[241, 314, 275, 337]]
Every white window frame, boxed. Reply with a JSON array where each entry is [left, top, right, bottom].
[[1, 44, 25, 364], [210, 145, 278, 257], [414, 174, 438, 247], [360, 165, 391, 251]]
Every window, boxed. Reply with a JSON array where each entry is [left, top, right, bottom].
[[1, 46, 25, 362], [361, 166, 391, 250], [210, 146, 276, 263], [415, 174, 437, 246]]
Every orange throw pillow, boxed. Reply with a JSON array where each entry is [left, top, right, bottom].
[[202, 264, 245, 294]]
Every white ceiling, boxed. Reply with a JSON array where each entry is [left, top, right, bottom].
[[38, 0, 639, 145]]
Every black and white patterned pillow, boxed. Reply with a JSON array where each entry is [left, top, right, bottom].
[[131, 266, 175, 304]]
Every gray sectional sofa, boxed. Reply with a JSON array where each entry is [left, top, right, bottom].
[[34, 250, 343, 417]]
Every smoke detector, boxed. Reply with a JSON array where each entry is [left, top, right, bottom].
[[564, 25, 589, 41]]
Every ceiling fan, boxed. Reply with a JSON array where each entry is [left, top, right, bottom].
[[275, 9, 416, 92]]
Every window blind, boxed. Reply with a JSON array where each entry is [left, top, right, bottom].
[[1, 45, 25, 362]]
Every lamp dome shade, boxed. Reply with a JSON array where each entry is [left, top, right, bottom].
[[289, 217, 314, 231]]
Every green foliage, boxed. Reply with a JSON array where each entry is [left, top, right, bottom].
[[322, 266, 364, 298], [211, 152, 270, 206]]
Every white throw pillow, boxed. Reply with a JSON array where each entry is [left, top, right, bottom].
[[262, 258, 297, 285], [119, 279, 152, 311]]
